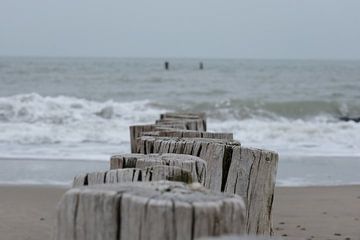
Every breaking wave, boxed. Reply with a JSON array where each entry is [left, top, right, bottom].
[[0, 93, 359, 159], [0, 93, 165, 145]]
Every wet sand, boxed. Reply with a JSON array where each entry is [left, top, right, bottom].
[[0, 185, 359, 240]]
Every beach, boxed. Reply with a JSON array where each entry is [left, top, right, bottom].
[[0, 58, 359, 239], [273, 186, 360, 240], [1, 185, 359, 240]]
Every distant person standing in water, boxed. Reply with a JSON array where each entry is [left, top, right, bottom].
[[199, 62, 204, 70], [164, 61, 169, 70]]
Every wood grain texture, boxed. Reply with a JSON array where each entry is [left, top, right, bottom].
[[196, 235, 280, 240], [143, 129, 233, 140], [129, 124, 186, 153], [155, 118, 206, 132], [137, 137, 240, 191], [72, 166, 193, 187], [224, 147, 278, 235], [160, 112, 207, 131], [110, 153, 207, 185], [137, 136, 278, 235], [55, 181, 246, 240]]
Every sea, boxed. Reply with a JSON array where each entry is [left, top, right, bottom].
[[0, 57, 359, 186]]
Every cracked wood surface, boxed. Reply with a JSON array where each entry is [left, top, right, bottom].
[[130, 112, 208, 152], [224, 147, 278, 235], [72, 166, 193, 187], [143, 129, 233, 140], [137, 136, 278, 235], [137, 137, 239, 191], [110, 153, 206, 185], [197, 236, 280, 240], [55, 181, 246, 240], [129, 123, 187, 153], [155, 118, 206, 132], [160, 112, 207, 131]]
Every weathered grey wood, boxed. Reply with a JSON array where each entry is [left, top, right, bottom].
[[72, 166, 193, 187], [55, 181, 246, 240], [130, 124, 186, 153], [143, 165, 192, 182], [105, 168, 140, 183], [196, 236, 280, 240], [55, 188, 120, 240], [137, 136, 278, 235], [143, 128, 233, 140], [72, 173, 87, 187], [73, 172, 107, 187], [160, 112, 207, 131], [87, 171, 107, 186], [224, 147, 278, 235], [137, 137, 239, 191], [160, 112, 206, 120], [110, 153, 207, 185], [129, 112, 207, 153], [155, 118, 206, 131]]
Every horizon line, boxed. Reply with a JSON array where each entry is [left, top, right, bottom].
[[1, 55, 360, 62]]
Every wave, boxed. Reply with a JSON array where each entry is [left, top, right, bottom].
[[153, 98, 360, 120], [208, 116, 360, 156], [0, 93, 359, 158], [0, 93, 165, 144]]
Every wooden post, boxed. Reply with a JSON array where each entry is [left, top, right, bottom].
[[137, 137, 240, 191], [136, 136, 278, 235], [153, 129, 233, 140], [110, 153, 207, 185], [155, 118, 206, 131], [129, 123, 186, 153], [224, 147, 278, 235], [54, 181, 246, 240], [196, 236, 281, 240], [160, 112, 207, 131], [72, 166, 193, 187]]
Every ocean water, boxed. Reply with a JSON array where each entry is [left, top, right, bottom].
[[0, 57, 359, 186]]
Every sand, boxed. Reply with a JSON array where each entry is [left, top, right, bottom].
[[273, 186, 360, 240], [0, 185, 67, 240], [0, 185, 359, 240]]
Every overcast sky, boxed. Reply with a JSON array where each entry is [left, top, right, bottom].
[[1, 1, 360, 59]]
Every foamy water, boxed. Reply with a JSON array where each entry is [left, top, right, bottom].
[[0, 57, 359, 185]]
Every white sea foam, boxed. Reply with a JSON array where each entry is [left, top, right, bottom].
[[208, 116, 360, 157], [0, 93, 360, 161], [0, 93, 165, 145]]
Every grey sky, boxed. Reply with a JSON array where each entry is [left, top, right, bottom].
[[1, 0, 360, 59]]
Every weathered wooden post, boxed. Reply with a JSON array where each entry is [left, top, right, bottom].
[[160, 112, 207, 131], [137, 137, 240, 191], [155, 118, 206, 131], [110, 153, 207, 185], [129, 112, 208, 153], [129, 123, 186, 153], [72, 166, 194, 187], [196, 236, 280, 240], [136, 136, 278, 235], [147, 128, 233, 139], [54, 181, 246, 240]]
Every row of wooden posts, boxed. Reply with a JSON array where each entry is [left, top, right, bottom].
[[54, 112, 279, 240]]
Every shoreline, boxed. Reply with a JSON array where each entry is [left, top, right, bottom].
[[0, 185, 359, 240]]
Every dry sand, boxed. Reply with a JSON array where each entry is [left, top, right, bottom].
[[0, 185, 67, 240], [0, 185, 359, 240], [273, 186, 360, 240]]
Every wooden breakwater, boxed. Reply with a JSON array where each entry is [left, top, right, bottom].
[[55, 181, 246, 240], [54, 112, 279, 240]]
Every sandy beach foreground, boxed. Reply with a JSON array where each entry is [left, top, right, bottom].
[[0, 185, 359, 240]]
